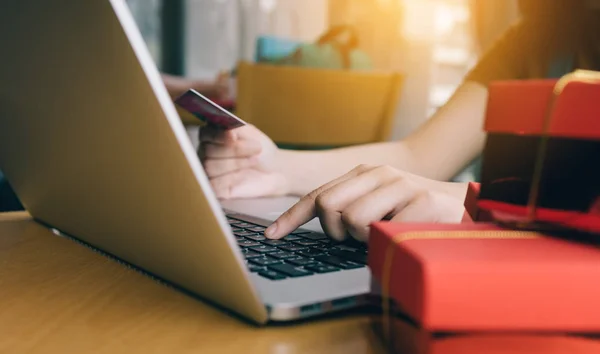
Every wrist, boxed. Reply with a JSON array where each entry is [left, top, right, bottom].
[[275, 149, 313, 196]]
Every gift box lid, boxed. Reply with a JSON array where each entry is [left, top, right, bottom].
[[368, 222, 600, 332], [485, 79, 600, 139]]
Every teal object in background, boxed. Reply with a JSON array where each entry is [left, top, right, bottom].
[[286, 42, 372, 70], [255, 25, 372, 71], [255, 36, 302, 63], [255, 36, 371, 70]]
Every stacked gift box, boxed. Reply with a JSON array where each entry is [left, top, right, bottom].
[[368, 71, 600, 353]]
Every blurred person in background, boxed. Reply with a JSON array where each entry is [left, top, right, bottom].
[[162, 72, 230, 100], [199, 0, 600, 242]]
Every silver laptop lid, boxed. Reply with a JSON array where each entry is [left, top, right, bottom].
[[0, 0, 267, 323]]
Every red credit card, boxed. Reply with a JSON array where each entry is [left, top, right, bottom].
[[174, 89, 246, 129]]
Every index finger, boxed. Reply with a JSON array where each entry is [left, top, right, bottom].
[[265, 165, 374, 239], [264, 194, 319, 239]]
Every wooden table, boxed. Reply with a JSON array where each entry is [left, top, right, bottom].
[[0, 212, 386, 354]]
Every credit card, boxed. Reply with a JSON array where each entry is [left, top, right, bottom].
[[174, 89, 246, 129]]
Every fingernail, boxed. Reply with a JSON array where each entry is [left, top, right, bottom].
[[265, 223, 278, 238]]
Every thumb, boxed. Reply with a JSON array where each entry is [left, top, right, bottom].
[[232, 125, 262, 141]]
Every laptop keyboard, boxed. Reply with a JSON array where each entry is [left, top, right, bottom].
[[227, 215, 367, 281]]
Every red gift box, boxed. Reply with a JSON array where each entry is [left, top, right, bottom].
[[484, 79, 600, 138], [478, 75, 600, 233], [463, 182, 493, 222], [368, 222, 600, 353], [369, 222, 600, 332]]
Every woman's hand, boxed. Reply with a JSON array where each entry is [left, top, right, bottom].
[[199, 125, 290, 199], [265, 165, 467, 242]]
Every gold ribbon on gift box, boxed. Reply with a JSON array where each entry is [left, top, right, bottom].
[[526, 69, 600, 223]]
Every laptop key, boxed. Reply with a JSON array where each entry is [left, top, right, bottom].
[[231, 227, 244, 233], [269, 251, 296, 259], [258, 270, 287, 280], [297, 248, 325, 258], [316, 247, 332, 252], [261, 239, 289, 247], [245, 226, 266, 233], [250, 257, 283, 266], [331, 245, 361, 252], [286, 256, 318, 267], [329, 249, 368, 264], [235, 236, 245, 242], [248, 265, 267, 273], [314, 255, 364, 270], [310, 243, 333, 251], [243, 251, 263, 259], [235, 231, 259, 237], [291, 230, 311, 235], [244, 234, 267, 241], [268, 264, 313, 277], [292, 240, 320, 246], [282, 235, 302, 241], [278, 245, 308, 252], [305, 264, 340, 273], [297, 232, 327, 241], [238, 240, 262, 248], [249, 245, 279, 254]]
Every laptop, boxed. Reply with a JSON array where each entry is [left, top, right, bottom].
[[0, 0, 371, 324]]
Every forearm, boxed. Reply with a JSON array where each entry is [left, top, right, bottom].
[[278, 81, 489, 197], [279, 141, 416, 196], [279, 142, 469, 200], [401, 82, 489, 180]]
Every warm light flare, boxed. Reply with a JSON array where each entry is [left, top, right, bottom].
[[400, 0, 470, 40]]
